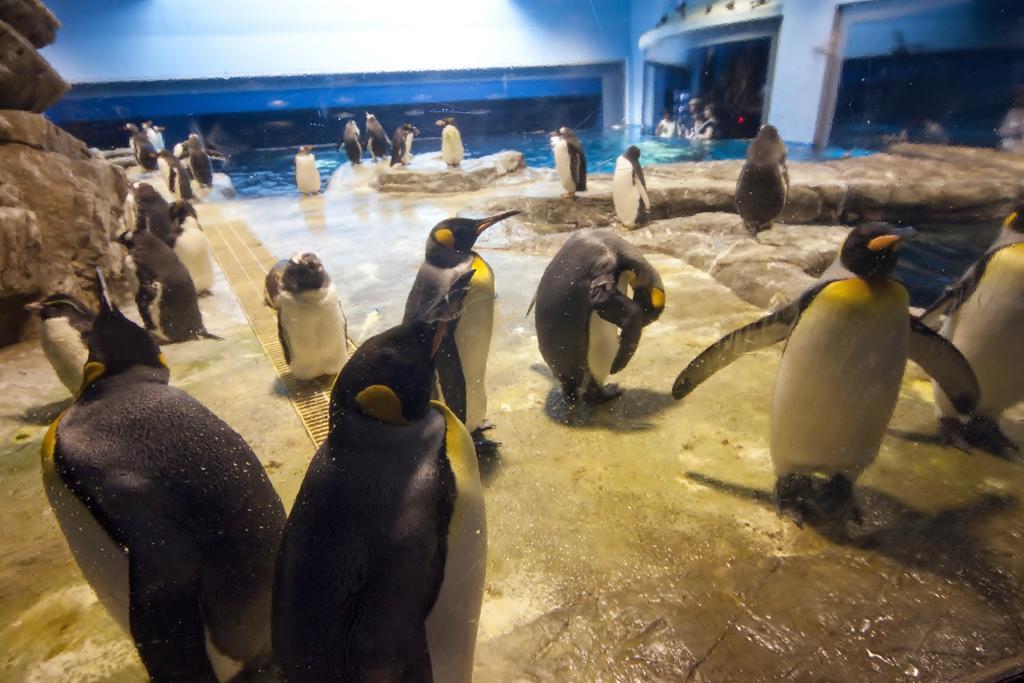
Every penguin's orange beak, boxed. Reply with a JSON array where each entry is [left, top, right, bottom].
[[867, 234, 902, 251]]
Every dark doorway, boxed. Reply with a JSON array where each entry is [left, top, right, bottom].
[[690, 37, 772, 138]]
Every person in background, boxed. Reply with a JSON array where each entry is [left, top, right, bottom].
[[691, 104, 720, 140], [998, 87, 1024, 155], [655, 107, 680, 138], [680, 97, 702, 134]]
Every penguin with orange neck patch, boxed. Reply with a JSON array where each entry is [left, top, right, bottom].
[[672, 223, 979, 526], [403, 210, 520, 454], [274, 270, 486, 683], [41, 270, 286, 682]]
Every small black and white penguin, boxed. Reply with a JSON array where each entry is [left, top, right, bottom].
[[437, 117, 464, 168], [294, 145, 321, 195], [273, 252, 348, 381], [42, 269, 285, 682], [364, 112, 390, 162], [922, 206, 1024, 458], [25, 294, 94, 393], [142, 121, 165, 152], [121, 227, 219, 342], [125, 123, 158, 171], [339, 120, 362, 165], [263, 259, 289, 309], [125, 181, 176, 245], [551, 126, 587, 197], [180, 133, 214, 187], [612, 145, 651, 228], [672, 223, 980, 526], [403, 211, 520, 453], [735, 124, 789, 236], [534, 229, 665, 404], [157, 149, 194, 201], [390, 123, 420, 167], [168, 200, 215, 295], [273, 269, 485, 683]]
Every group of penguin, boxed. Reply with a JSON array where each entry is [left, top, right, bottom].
[[125, 121, 219, 198], [24, 117, 1024, 681]]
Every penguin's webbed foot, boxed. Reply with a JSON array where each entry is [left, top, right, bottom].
[[774, 474, 815, 527], [813, 474, 863, 527], [937, 417, 973, 454], [476, 419, 496, 433], [964, 416, 1022, 462], [472, 432, 501, 457], [583, 382, 623, 404]]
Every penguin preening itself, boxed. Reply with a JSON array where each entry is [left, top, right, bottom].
[[551, 126, 586, 197], [168, 200, 215, 295], [121, 227, 219, 343], [180, 133, 214, 187], [534, 229, 665, 404], [735, 124, 789, 237], [403, 210, 521, 453], [125, 123, 158, 171], [274, 252, 349, 381], [125, 181, 176, 245], [612, 145, 651, 228], [25, 294, 94, 393], [273, 269, 486, 683], [339, 120, 362, 165], [390, 123, 420, 167], [157, 149, 194, 201], [42, 269, 286, 682], [437, 117, 464, 168], [365, 112, 390, 162], [672, 223, 979, 526], [142, 120, 165, 152], [263, 259, 289, 309], [294, 145, 321, 195], [922, 207, 1024, 459]]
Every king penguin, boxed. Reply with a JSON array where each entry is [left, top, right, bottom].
[[403, 210, 520, 453], [672, 223, 980, 525], [274, 252, 349, 381], [294, 145, 321, 195], [158, 149, 194, 201], [365, 112, 390, 162], [125, 123, 158, 171], [551, 126, 586, 197], [735, 125, 789, 237], [612, 145, 651, 228], [437, 117, 464, 168], [534, 229, 665, 404], [25, 294, 94, 393], [339, 120, 363, 165], [42, 269, 286, 682], [390, 123, 419, 167], [168, 200, 215, 295], [273, 269, 485, 683], [922, 206, 1024, 458]]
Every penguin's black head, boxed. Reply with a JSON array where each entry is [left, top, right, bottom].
[[25, 294, 94, 324], [747, 125, 785, 164], [330, 270, 474, 425], [400, 123, 420, 136], [168, 199, 198, 227], [556, 126, 578, 142], [624, 145, 641, 162], [840, 223, 916, 281], [436, 117, 455, 128], [86, 268, 167, 387], [298, 145, 313, 155], [282, 252, 328, 293], [427, 211, 520, 255], [124, 123, 138, 133]]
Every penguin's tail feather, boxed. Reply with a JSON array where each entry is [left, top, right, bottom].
[[199, 329, 223, 341], [525, 294, 537, 318]]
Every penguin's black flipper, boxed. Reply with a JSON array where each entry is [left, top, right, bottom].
[[590, 278, 645, 375], [920, 251, 995, 326], [277, 315, 292, 365], [435, 328, 467, 423], [909, 316, 979, 414]]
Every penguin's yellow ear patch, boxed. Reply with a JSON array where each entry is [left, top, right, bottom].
[[434, 228, 455, 249], [650, 287, 665, 309], [79, 361, 106, 394], [1004, 211, 1019, 229], [355, 385, 408, 424]]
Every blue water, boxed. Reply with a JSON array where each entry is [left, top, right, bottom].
[[223, 128, 871, 199]]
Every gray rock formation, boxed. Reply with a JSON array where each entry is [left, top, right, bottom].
[[0, 17, 67, 112], [0, 0, 59, 48], [339, 150, 527, 193]]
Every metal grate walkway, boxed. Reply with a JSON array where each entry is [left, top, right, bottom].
[[204, 219, 346, 448]]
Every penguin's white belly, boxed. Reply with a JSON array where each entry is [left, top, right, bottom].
[[612, 158, 641, 227], [553, 140, 575, 194], [150, 281, 164, 337], [157, 156, 172, 191], [771, 281, 909, 478], [294, 155, 320, 194], [425, 406, 487, 683], [939, 247, 1024, 416], [587, 312, 620, 386], [146, 130, 164, 151], [175, 222, 215, 293], [454, 265, 495, 432], [279, 287, 348, 380], [402, 134, 414, 164], [441, 127, 463, 166], [41, 317, 88, 393]]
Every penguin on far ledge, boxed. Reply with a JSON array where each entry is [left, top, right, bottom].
[[157, 149, 194, 201], [294, 145, 321, 195], [179, 133, 214, 188], [551, 126, 586, 198], [612, 145, 651, 228], [437, 117, 464, 168], [25, 294, 95, 394], [390, 123, 420, 167], [125, 123, 158, 171], [364, 113, 390, 162], [142, 121, 165, 152], [339, 120, 363, 165]]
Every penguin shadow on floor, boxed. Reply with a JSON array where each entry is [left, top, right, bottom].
[[888, 418, 1024, 464], [686, 471, 1024, 620], [532, 364, 675, 431], [20, 396, 74, 425], [477, 447, 503, 487]]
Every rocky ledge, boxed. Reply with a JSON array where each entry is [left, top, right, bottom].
[[0, 15, 66, 112], [329, 150, 528, 194]]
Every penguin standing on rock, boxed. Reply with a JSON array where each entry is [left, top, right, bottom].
[[168, 200, 215, 295], [437, 117, 464, 168], [735, 125, 789, 236], [180, 133, 214, 187], [125, 123, 158, 171], [294, 145, 321, 195], [126, 182, 176, 244], [534, 229, 665, 404], [923, 206, 1024, 458], [157, 150, 194, 201], [551, 126, 586, 197], [273, 270, 485, 683], [142, 121, 165, 151], [339, 120, 362, 165], [275, 253, 349, 381], [25, 294, 94, 393], [672, 223, 980, 526], [364, 113, 390, 162], [42, 269, 285, 683], [612, 145, 651, 228], [403, 211, 521, 454], [390, 123, 420, 167]]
